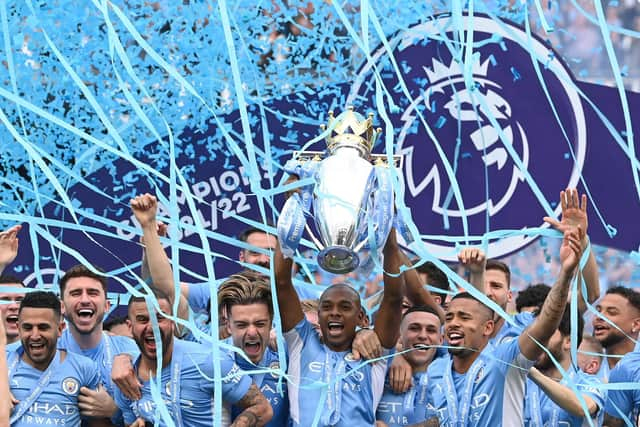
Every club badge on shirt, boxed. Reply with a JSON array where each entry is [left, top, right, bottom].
[[62, 377, 80, 395]]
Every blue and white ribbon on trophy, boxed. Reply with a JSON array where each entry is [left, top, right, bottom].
[[277, 159, 319, 258]]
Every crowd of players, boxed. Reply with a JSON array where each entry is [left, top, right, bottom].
[[0, 188, 638, 426]]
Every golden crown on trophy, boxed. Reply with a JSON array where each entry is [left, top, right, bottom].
[[320, 106, 382, 156]]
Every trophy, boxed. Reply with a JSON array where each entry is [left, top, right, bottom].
[[277, 107, 400, 274]]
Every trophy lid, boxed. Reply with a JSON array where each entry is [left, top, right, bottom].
[[320, 106, 382, 157]]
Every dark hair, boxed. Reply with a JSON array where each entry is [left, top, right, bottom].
[[59, 264, 108, 295], [402, 305, 442, 324], [319, 283, 361, 307], [557, 304, 584, 347], [0, 275, 25, 286], [515, 284, 551, 313], [606, 286, 640, 312], [485, 259, 511, 288], [218, 270, 273, 319], [450, 292, 494, 319], [238, 226, 275, 243], [19, 291, 61, 318], [104, 315, 128, 331], [128, 289, 172, 313], [415, 260, 449, 296]]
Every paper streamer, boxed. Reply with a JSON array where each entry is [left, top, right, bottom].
[[1, 2, 639, 426]]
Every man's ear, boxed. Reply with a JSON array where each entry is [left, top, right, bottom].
[[483, 318, 495, 337], [584, 359, 600, 375], [434, 295, 442, 306]]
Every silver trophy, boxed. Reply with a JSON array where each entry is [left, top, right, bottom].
[[278, 107, 400, 274]]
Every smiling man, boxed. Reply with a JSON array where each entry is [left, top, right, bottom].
[[9, 291, 108, 427], [376, 305, 443, 427], [274, 227, 404, 426], [58, 264, 139, 425], [592, 286, 640, 377], [414, 227, 583, 427], [218, 271, 290, 426], [0, 275, 25, 353], [114, 293, 273, 427]]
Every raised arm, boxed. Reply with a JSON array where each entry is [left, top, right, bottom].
[[0, 225, 20, 276], [131, 194, 189, 323], [374, 229, 406, 349], [274, 241, 304, 332], [544, 189, 600, 314], [231, 383, 273, 426], [519, 227, 582, 360], [399, 252, 445, 323], [528, 367, 599, 418], [457, 247, 486, 293]]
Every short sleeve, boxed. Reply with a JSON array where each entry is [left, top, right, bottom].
[[576, 373, 606, 418], [491, 336, 533, 372]]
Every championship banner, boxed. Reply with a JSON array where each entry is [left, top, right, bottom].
[[3, 9, 638, 299]]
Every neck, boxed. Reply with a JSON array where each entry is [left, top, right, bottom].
[[22, 350, 56, 372], [606, 339, 636, 369], [7, 335, 19, 345], [490, 315, 506, 339], [408, 352, 435, 374], [138, 341, 175, 380], [68, 324, 103, 350], [540, 354, 571, 379], [453, 351, 480, 374]]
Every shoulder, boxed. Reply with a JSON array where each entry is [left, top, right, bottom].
[[64, 349, 98, 368], [107, 334, 138, 351], [514, 311, 535, 327], [609, 351, 640, 381], [61, 351, 100, 386]]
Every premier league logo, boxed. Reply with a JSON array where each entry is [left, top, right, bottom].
[[347, 13, 586, 260], [62, 377, 80, 395]]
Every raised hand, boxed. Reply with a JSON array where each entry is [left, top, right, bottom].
[[457, 247, 486, 274], [559, 226, 583, 273], [0, 225, 21, 272], [130, 194, 158, 229], [544, 189, 588, 247]]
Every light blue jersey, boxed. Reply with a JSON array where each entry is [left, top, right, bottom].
[[284, 318, 390, 427], [114, 339, 252, 427], [58, 329, 139, 395], [491, 311, 535, 347], [604, 351, 640, 426], [428, 338, 534, 427], [376, 370, 430, 426], [9, 349, 100, 427], [6, 340, 21, 353], [232, 346, 290, 426], [58, 329, 139, 426], [524, 366, 605, 426]]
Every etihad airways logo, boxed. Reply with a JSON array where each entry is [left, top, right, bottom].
[[347, 13, 586, 260]]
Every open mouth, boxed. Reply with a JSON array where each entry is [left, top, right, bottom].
[[593, 325, 609, 336], [447, 331, 464, 347], [28, 341, 46, 353], [77, 309, 95, 319], [412, 343, 430, 352], [327, 321, 344, 336], [244, 341, 262, 355], [143, 336, 157, 351], [5, 314, 18, 325]]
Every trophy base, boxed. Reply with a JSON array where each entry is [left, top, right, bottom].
[[317, 246, 360, 274]]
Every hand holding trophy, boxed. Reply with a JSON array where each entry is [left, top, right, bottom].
[[277, 107, 400, 274]]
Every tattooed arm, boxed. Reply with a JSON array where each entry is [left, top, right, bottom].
[[231, 384, 273, 427]]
